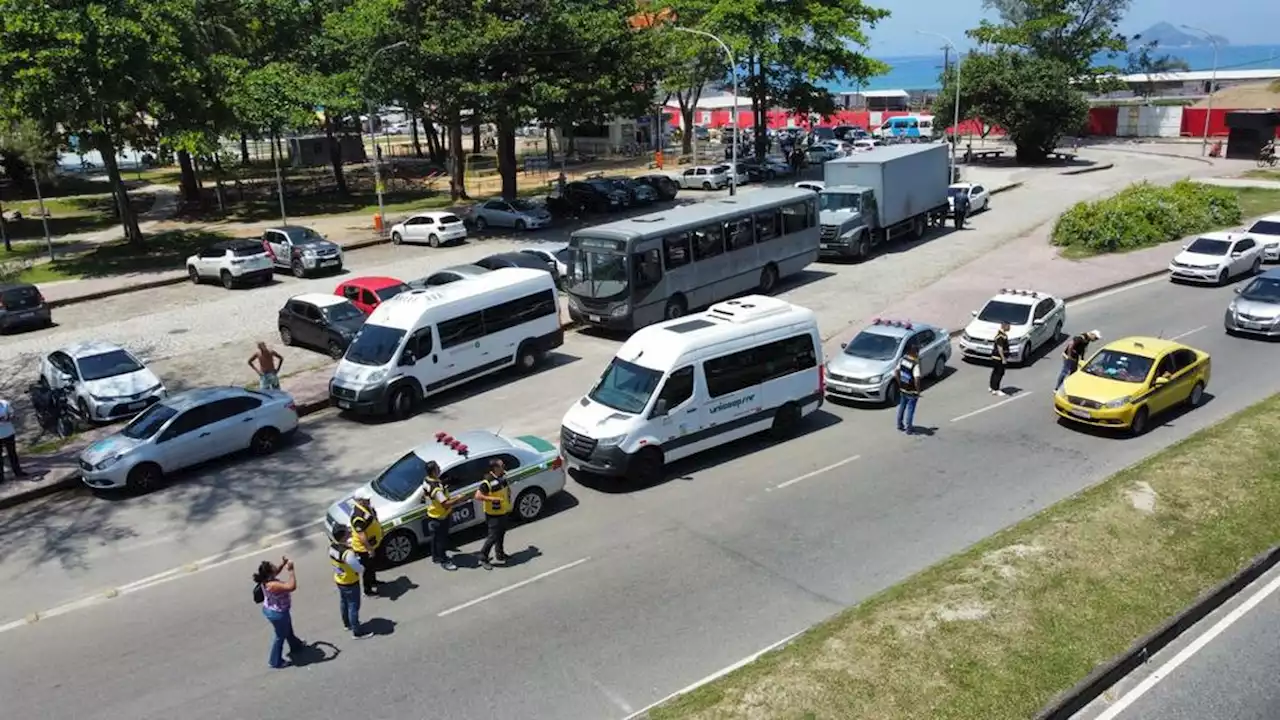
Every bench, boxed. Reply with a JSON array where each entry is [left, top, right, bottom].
[[964, 149, 1004, 163], [1048, 151, 1077, 162]]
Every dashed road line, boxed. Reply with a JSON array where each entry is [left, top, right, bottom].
[[772, 455, 861, 490], [951, 391, 1035, 423], [437, 557, 591, 617]]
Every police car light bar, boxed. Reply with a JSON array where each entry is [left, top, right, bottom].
[[872, 318, 913, 329], [436, 432, 453, 444], [1000, 288, 1040, 298], [456, 444, 469, 456]]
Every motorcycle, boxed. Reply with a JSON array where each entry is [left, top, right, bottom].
[[27, 381, 80, 439]]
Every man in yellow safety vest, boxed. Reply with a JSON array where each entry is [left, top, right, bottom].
[[329, 525, 367, 638], [349, 492, 383, 596]]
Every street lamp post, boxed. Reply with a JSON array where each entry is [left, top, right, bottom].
[[918, 30, 961, 182], [1181, 25, 1220, 157], [672, 27, 739, 196], [362, 40, 409, 232]]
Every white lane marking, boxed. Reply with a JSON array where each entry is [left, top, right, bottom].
[[621, 629, 805, 720], [436, 557, 591, 617], [0, 520, 324, 635], [1069, 274, 1167, 308], [774, 455, 861, 490], [1169, 325, 1207, 341], [1093, 569, 1280, 720], [951, 391, 1035, 423]]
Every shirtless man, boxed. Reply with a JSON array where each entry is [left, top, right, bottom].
[[248, 342, 284, 391]]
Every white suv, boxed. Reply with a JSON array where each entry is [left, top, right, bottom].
[[186, 239, 274, 289], [959, 288, 1066, 366]]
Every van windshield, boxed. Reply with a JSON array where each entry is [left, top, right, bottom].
[[588, 358, 663, 414], [344, 324, 406, 366]]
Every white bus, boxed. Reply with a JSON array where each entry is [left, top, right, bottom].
[[560, 295, 824, 483], [330, 268, 563, 419], [563, 187, 820, 332]]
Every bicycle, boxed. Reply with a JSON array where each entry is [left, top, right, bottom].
[[1258, 152, 1277, 168]]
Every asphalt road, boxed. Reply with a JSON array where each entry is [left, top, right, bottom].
[[3, 267, 1279, 718], [1074, 563, 1280, 720]]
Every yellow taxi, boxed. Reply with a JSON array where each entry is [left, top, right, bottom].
[[1054, 336, 1211, 435]]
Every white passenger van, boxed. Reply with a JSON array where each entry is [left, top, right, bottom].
[[560, 295, 824, 482], [331, 268, 563, 419]]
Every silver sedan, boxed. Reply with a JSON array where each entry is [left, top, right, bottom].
[[471, 198, 553, 231]]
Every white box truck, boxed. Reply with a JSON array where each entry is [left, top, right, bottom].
[[818, 143, 951, 260]]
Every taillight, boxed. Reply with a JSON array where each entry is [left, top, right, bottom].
[[36, 292, 45, 304], [551, 456, 563, 470], [286, 402, 297, 413], [818, 365, 825, 395]]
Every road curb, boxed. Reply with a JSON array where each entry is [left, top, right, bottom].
[[1061, 162, 1115, 176], [1089, 145, 1215, 166], [990, 181, 1023, 195], [1034, 543, 1280, 719]]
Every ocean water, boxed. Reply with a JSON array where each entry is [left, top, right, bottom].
[[836, 43, 1280, 92]]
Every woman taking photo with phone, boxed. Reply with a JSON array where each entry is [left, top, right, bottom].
[[253, 556, 306, 669]]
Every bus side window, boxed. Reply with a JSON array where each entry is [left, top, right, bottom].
[[754, 210, 779, 243], [633, 249, 662, 289], [692, 223, 725, 261], [724, 216, 754, 251], [781, 202, 809, 235], [663, 232, 691, 269], [806, 199, 817, 228]]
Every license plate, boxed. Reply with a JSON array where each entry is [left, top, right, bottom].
[[1068, 408, 1092, 419], [820, 243, 831, 249], [1242, 321, 1262, 330], [588, 314, 602, 322], [127, 401, 146, 410], [451, 505, 475, 524], [18, 311, 34, 319], [336, 400, 351, 409], [321, 259, 339, 266]]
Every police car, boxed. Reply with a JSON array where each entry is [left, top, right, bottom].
[[824, 318, 951, 405], [324, 430, 566, 564], [958, 288, 1065, 366]]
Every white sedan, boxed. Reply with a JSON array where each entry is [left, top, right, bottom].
[[1169, 232, 1263, 285], [389, 211, 468, 247], [40, 341, 167, 423], [948, 182, 990, 212], [959, 288, 1066, 366], [79, 387, 299, 492], [1245, 214, 1280, 262]]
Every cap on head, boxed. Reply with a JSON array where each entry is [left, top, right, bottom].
[[332, 525, 350, 542], [354, 490, 371, 501], [1089, 330, 1102, 340], [1000, 322, 1010, 330]]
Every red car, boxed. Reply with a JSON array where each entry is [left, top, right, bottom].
[[335, 276, 411, 315]]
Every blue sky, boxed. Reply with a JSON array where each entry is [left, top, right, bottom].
[[866, 0, 1279, 56]]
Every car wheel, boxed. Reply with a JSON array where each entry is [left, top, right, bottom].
[[514, 219, 527, 231], [1129, 406, 1150, 436], [629, 446, 664, 485], [1251, 257, 1262, 275], [378, 529, 417, 565], [1052, 321, 1063, 344], [855, 234, 871, 260], [77, 398, 92, 424], [885, 380, 900, 406], [769, 401, 802, 440], [1187, 381, 1205, 408], [126, 462, 164, 493], [475, 217, 488, 231], [933, 354, 947, 379], [428, 233, 440, 248], [515, 341, 542, 373], [388, 384, 418, 420], [188, 266, 201, 284], [327, 340, 344, 359], [663, 295, 687, 321], [279, 325, 294, 346], [391, 231, 403, 245], [250, 427, 282, 455], [292, 260, 307, 278], [758, 263, 779, 293], [702, 181, 712, 190], [220, 271, 235, 289], [515, 487, 547, 521]]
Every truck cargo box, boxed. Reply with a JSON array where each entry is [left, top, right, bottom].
[[823, 144, 949, 229]]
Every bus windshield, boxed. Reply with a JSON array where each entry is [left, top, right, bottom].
[[566, 245, 629, 300]]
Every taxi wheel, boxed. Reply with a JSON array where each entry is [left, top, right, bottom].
[[884, 381, 900, 406], [250, 427, 282, 455], [1129, 407, 1150, 437], [515, 487, 547, 521], [127, 463, 164, 493], [1187, 381, 1205, 408], [379, 530, 417, 565], [630, 447, 664, 485], [770, 402, 802, 439]]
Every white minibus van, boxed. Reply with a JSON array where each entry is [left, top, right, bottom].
[[560, 295, 824, 482], [331, 268, 563, 418]]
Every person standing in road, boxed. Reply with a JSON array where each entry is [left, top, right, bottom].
[[990, 322, 1010, 397], [0, 396, 28, 482], [953, 189, 970, 229], [328, 526, 368, 638], [422, 461, 460, 571], [896, 346, 924, 435], [248, 342, 284, 391], [253, 557, 306, 669], [1057, 330, 1101, 391], [474, 458, 513, 570], [349, 492, 383, 596]]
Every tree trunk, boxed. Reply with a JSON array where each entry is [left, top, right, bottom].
[[0, 200, 10, 253], [239, 132, 250, 164], [545, 126, 554, 162], [751, 55, 770, 161], [448, 118, 468, 201], [96, 133, 144, 246], [471, 122, 481, 154], [274, 134, 285, 163], [323, 116, 350, 196], [424, 119, 444, 164], [177, 150, 201, 204], [409, 109, 424, 158], [495, 111, 519, 201]]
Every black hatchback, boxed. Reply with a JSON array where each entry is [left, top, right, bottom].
[[0, 282, 52, 333], [633, 174, 680, 201], [278, 293, 367, 359]]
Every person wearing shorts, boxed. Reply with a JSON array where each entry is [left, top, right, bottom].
[[248, 342, 284, 391]]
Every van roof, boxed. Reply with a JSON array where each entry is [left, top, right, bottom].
[[615, 295, 816, 370], [573, 187, 815, 241], [363, 267, 552, 330]]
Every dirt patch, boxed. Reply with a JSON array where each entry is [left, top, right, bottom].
[[1126, 481, 1158, 514], [1192, 81, 1280, 110]]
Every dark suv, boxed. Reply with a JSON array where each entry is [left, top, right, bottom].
[[0, 282, 52, 333], [633, 174, 680, 201], [278, 294, 367, 359], [547, 180, 624, 216]]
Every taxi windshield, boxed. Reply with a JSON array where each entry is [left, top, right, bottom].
[[1082, 349, 1154, 383], [588, 358, 662, 414], [977, 300, 1030, 325], [371, 452, 429, 502], [843, 331, 901, 361]]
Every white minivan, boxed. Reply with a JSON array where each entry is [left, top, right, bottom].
[[330, 268, 563, 418], [560, 295, 824, 482]]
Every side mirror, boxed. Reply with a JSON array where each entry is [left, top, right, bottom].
[[1181, 244, 1188, 250], [840, 342, 847, 349], [970, 310, 978, 317], [1231, 252, 1242, 258], [652, 399, 669, 418], [1154, 376, 1170, 386], [1234, 287, 1242, 294], [1033, 318, 1045, 326]]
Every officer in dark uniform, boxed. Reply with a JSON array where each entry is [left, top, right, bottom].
[[474, 458, 513, 570], [990, 322, 1010, 396], [896, 346, 923, 434], [953, 188, 971, 229]]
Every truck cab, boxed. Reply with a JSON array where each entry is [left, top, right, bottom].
[[818, 186, 876, 260]]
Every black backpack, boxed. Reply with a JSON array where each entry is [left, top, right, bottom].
[[252, 583, 264, 604]]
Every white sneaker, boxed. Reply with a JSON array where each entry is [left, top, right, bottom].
[[995, 390, 1008, 397]]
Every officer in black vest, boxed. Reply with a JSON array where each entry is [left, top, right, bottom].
[[953, 189, 971, 229], [896, 346, 923, 435]]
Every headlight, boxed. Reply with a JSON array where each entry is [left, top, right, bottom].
[[1055, 386, 1067, 399], [1103, 396, 1131, 409], [366, 369, 388, 384], [610, 304, 629, 318], [93, 455, 123, 471], [303, 249, 317, 257], [865, 374, 883, 384], [596, 434, 626, 447]]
